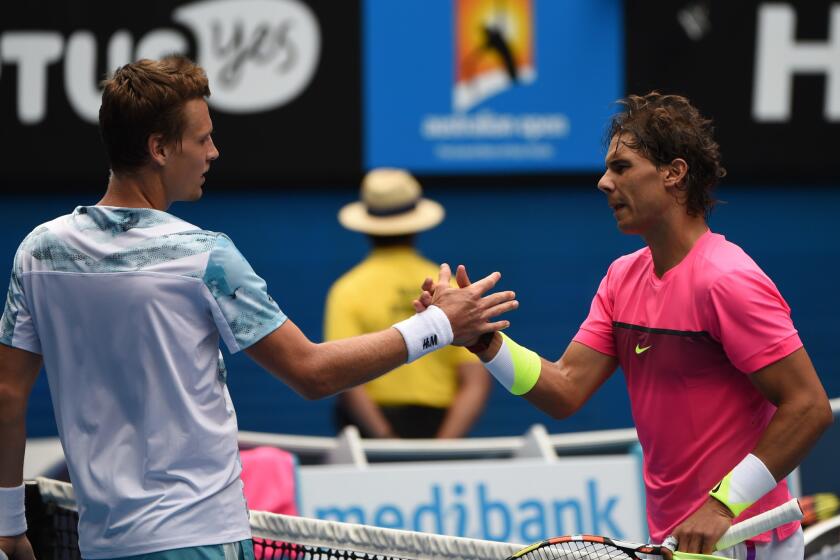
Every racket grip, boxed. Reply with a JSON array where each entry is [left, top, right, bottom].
[[715, 498, 802, 551]]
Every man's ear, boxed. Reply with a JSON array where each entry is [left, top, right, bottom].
[[148, 133, 168, 167], [663, 158, 688, 188]]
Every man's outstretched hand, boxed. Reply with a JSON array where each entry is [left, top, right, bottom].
[[412, 264, 478, 312], [415, 264, 516, 346]]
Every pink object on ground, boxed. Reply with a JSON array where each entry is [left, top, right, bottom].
[[240, 446, 299, 515]]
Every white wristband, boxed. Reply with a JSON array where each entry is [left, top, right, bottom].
[[392, 305, 454, 363], [0, 484, 27, 537], [484, 335, 516, 391], [709, 453, 777, 517], [483, 333, 542, 395]]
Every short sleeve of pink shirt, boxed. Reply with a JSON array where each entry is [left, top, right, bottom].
[[574, 263, 619, 357], [706, 267, 802, 374]]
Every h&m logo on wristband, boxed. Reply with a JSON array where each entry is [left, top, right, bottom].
[[422, 334, 439, 349]]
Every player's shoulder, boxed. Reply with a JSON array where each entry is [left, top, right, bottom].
[[694, 232, 764, 279], [15, 211, 76, 256], [26, 205, 213, 239], [14, 206, 230, 274], [606, 245, 651, 279], [85, 205, 227, 258]]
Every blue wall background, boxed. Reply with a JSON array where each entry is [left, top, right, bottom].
[[4, 186, 838, 444]]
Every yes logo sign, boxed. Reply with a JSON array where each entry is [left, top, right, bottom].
[[174, 0, 320, 114], [0, 0, 321, 124]]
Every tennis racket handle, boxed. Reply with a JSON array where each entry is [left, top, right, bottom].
[[715, 498, 802, 551]]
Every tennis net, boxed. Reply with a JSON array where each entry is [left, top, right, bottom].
[[26, 477, 522, 560]]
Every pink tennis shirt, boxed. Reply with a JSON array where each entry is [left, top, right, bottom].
[[574, 230, 802, 543]]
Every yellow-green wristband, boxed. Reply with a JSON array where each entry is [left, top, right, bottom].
[[484, 333, 542, 396], [709, 453, 777, 517], [709, 471, 751, 517]]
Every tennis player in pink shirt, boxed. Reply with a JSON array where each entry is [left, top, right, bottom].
[[422, 93, 832, 559]]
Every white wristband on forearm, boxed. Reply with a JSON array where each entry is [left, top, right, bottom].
[[709, 453, 777, 517], [484, 333, 541, 396], [0, 484, 27, 537], [392, 305, 454, 363]]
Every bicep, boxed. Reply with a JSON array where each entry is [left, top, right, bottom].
[[749, 347, 826, 407], [244, 320, 318, 389], [524, 341, 618, 418]]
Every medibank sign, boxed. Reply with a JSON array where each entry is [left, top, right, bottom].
[[297, 456, 645, 544]]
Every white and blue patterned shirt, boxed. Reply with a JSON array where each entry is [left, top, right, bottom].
[[0, 206, 286, 558]]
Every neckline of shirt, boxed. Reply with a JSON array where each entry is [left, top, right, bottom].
[[647, 229, 714, 288]]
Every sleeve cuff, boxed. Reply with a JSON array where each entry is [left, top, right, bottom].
[[739, 333, 802, 374], [572, 328, 616, 357], [236, 314, 288, 353]]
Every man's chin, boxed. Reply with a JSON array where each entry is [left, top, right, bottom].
[[616, 220, 639, 235], [187, 186, 204, 201]]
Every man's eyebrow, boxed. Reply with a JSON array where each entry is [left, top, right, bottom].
[[605, 156, 630, 166]]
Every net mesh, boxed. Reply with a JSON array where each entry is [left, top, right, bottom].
[[26, 478, 522, 560]]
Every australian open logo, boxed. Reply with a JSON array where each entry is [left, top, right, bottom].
[[453, 0, 536, 112], [420, 0, 569, 161]]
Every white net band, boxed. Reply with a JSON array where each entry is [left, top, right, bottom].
[[34, 477, 522, 560]]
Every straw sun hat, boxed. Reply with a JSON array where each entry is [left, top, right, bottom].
[[338, 168, 445, 236]]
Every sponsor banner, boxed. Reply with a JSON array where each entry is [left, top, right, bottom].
[[298, 456, 646, 544], [626, 1, 839, 184], [363, 0, 623, 173], [0, 0, 360, 191]]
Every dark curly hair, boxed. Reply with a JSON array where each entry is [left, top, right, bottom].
[[605, 92, 726, 218]]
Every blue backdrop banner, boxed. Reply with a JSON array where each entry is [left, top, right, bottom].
[[364, 0, 623, 173]]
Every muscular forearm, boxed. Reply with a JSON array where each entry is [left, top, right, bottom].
[[475, 335, 616, 419], [752, 394, 833, 481], [305, 330, 409, 398], [247, 322, 410, 400], [0, 397, 26, 487], [0, 382, 26, 488], [0, 346, 42, 487]]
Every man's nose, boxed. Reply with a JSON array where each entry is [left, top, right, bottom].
[[208, 139, 220, 161], [597, 171, 614, 193]]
